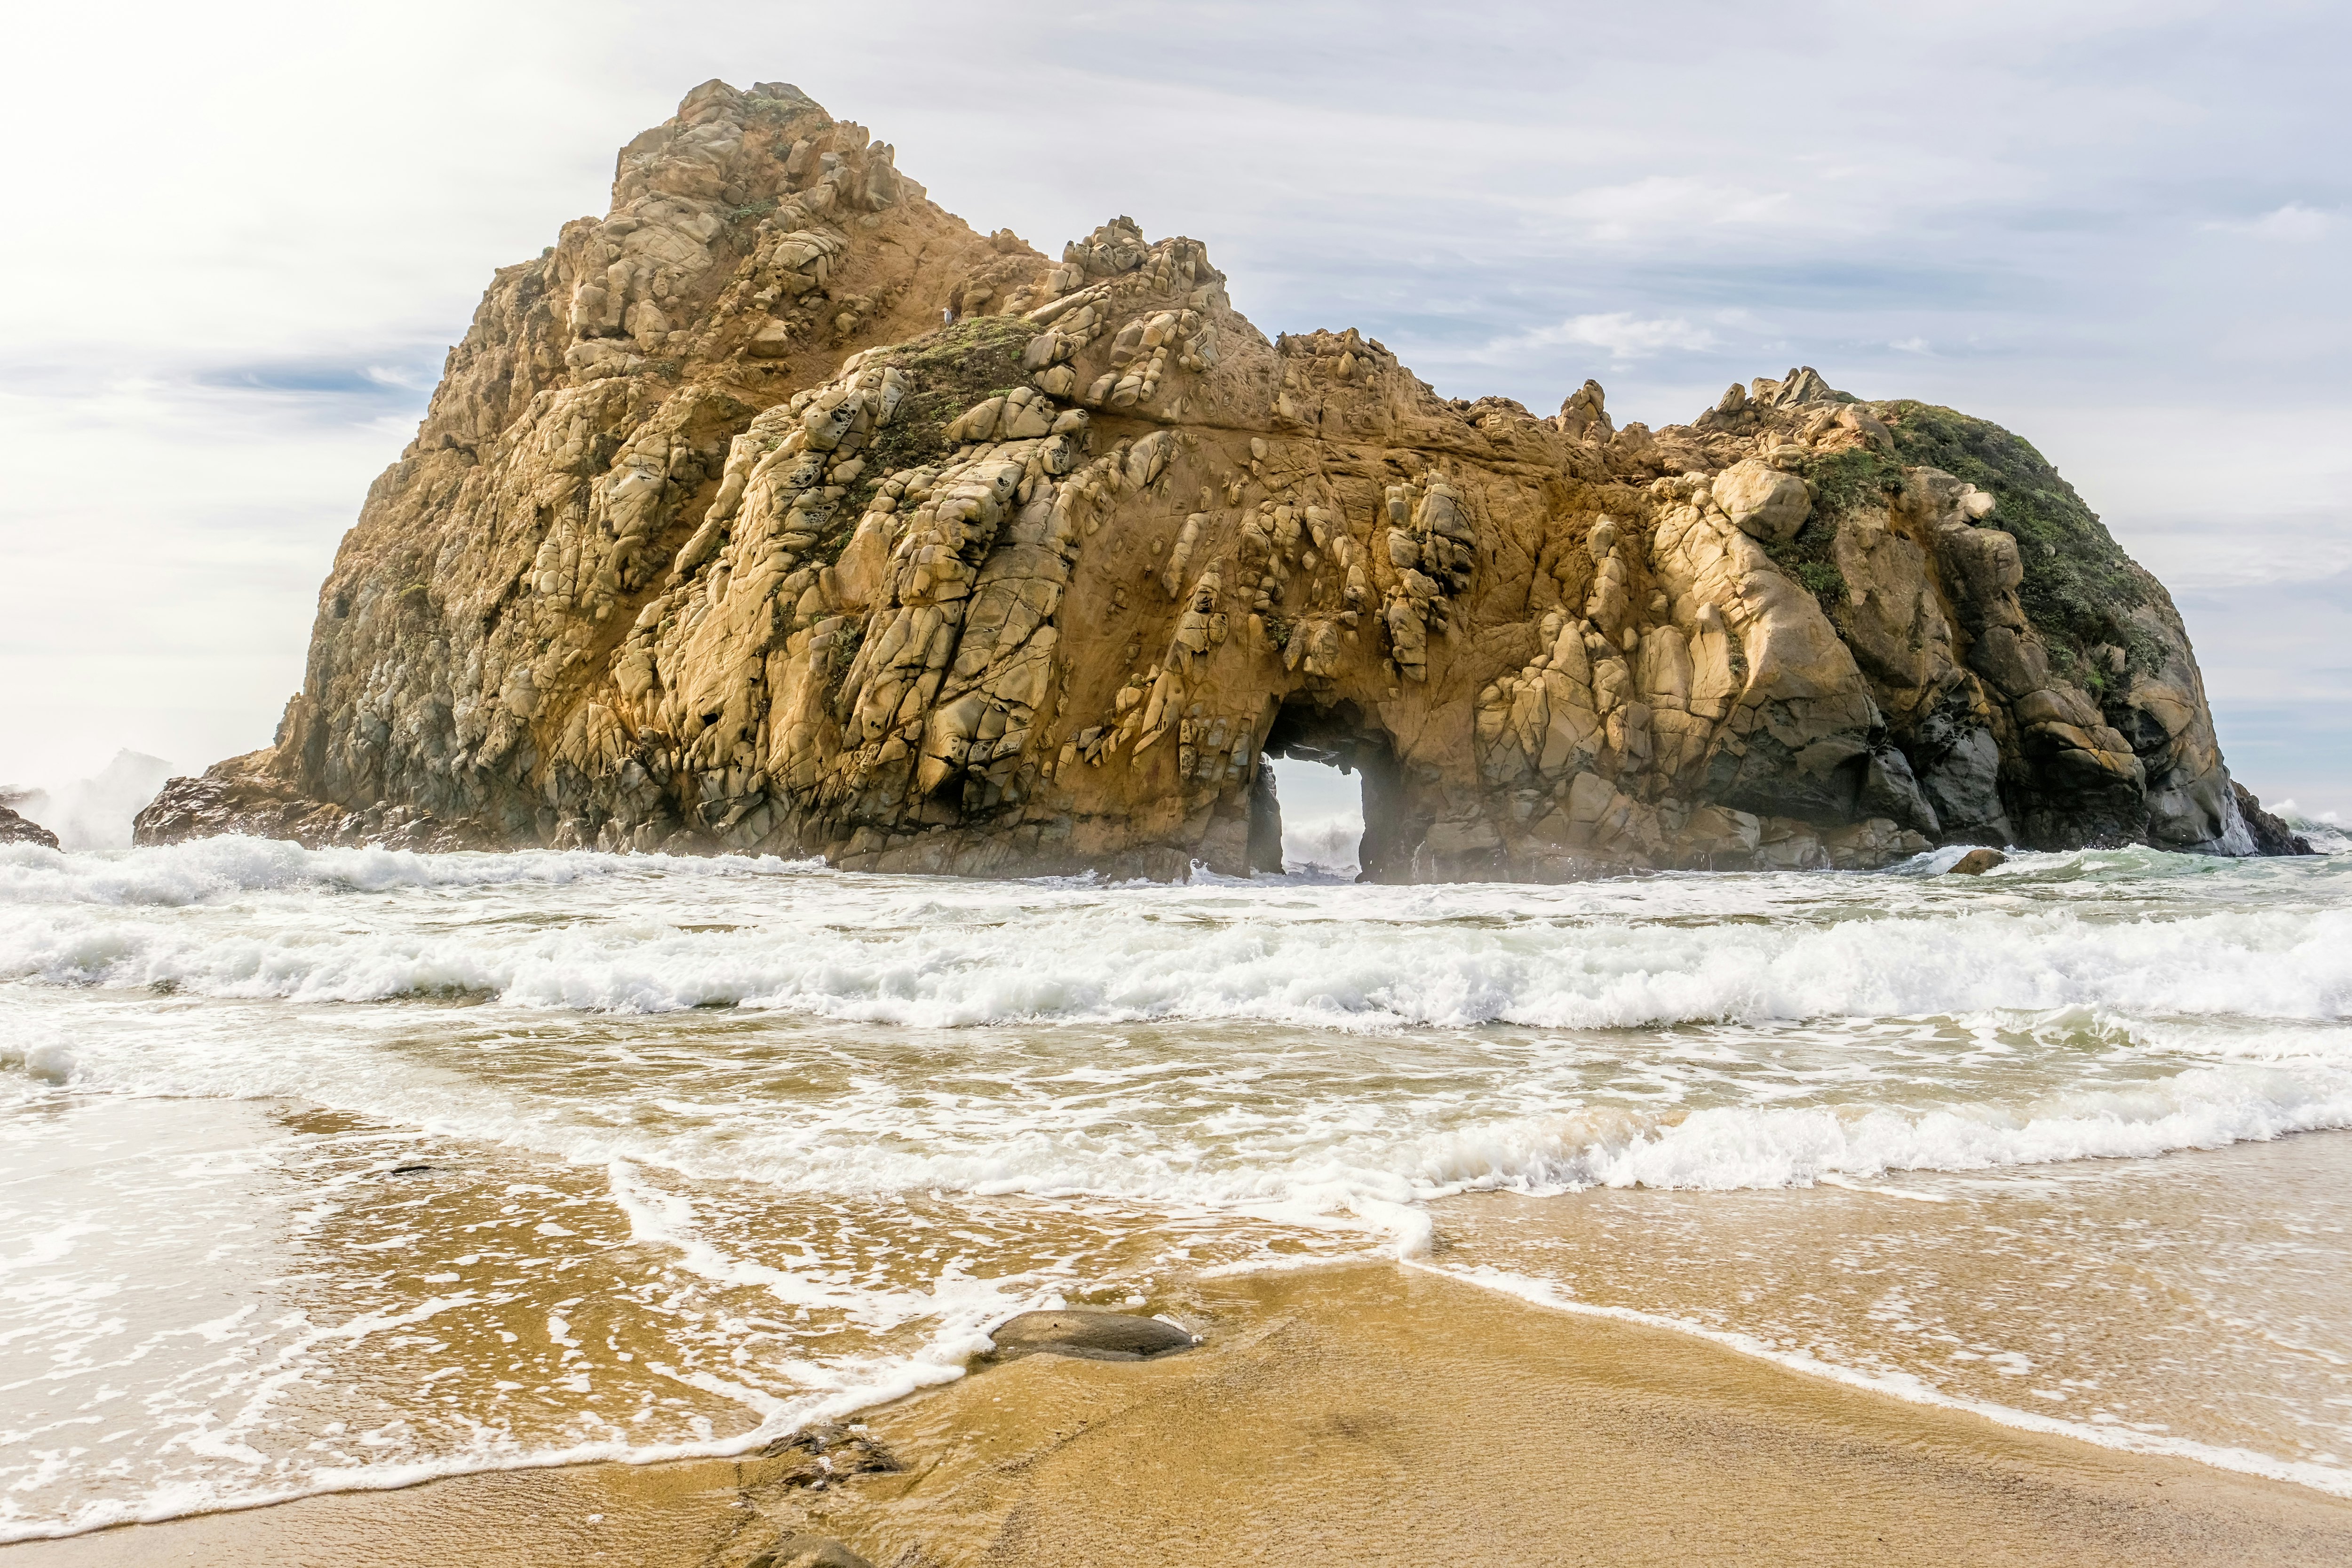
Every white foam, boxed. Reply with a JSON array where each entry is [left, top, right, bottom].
[[1281, 811, 1364, 875], [2277, 803, 2352, 856], [2, 750, 175, 852], [0, 1359, 964, 1544], [1388, 1066, 2352, 1193], [0, 836, 824, 907], [8, 855, 2348, 1028], [7, 844, 2352, 1220]]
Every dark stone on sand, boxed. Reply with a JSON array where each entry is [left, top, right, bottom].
[[757, 1421, 900, 1486], [985, 1308, 1198, 1363], [0, 804, 60, 849], [749, 1536, 875, 1568], [1947, 848, 2006, 875]]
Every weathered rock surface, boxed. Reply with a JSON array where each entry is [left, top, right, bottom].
[[138, 80, 2286, 877], [0, 804, 62, 850], [985, 1309, 1197, 1363], [1947, 848, 2006, 876]]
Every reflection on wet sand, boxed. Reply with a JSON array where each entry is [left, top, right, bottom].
[[11, 1264, 2352, 1568]]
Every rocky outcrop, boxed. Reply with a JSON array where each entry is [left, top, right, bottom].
[[130, 747, 471, 852], [2232, 783, 2316, 857], [139, 80, 2280, 877], [0, 802, 62, 849]]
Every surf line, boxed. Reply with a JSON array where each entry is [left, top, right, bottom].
[[1407, 1257, 2352, 1500]]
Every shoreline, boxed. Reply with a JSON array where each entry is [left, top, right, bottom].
[[9, 1259, 2350, 1567], [1413, 1255, 2352, 1499]]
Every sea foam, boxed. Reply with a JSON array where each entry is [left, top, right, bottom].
[[6, 856, 2348, 1028], [5, 835, 2352, 1536]]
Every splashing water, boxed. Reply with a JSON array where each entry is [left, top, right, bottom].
[[2, 831, 2349, 1536]]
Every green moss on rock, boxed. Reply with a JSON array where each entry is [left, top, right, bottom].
[[1780, 447, 1906, 615], [855, 314, 1039, 489], [1799, 445, 1907, 519], [1881, 401, 2147, 654]]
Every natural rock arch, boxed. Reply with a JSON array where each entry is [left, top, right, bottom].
[[1257, 698, 1415, 880], [136, 79, 2312, 872]]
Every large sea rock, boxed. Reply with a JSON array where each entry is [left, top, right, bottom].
[[137, 80, 2295, 876]]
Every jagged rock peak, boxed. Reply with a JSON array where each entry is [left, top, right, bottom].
[[137, 81, 2295, 876]]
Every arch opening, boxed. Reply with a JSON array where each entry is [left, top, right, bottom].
[[1252, 700, 1412, 881], [1261, 752, 1359, 874]]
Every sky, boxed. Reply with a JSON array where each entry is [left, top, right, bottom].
[[3, 0, 2346, 821]]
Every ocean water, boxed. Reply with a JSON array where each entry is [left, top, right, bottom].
[[2, 823, 2349, 1538]]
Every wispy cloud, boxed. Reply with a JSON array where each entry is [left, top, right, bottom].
[[1541, 177, 1795, 244], [1518, 312, 1721, 362], [2203, 203, 2338, 240], [196, 358, 444, 401]]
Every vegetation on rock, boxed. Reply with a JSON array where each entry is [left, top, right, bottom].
[[1883, 402, 2154, 668]]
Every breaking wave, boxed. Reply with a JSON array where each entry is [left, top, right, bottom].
[[4, 853, 2347, 1029], [0, 836, 824, 907]]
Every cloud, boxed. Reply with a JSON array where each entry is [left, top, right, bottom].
[[1522, 312, 1721, 362], [1889, 336, 1932, 354], [195, 359, 441, 400], [2202, 203, 2337, 240], [1539, 177, 1795, 245]]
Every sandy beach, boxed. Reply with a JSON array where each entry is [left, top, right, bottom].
[[9, 846, 2352, 1558], [10, 1259, 2349, 1568]]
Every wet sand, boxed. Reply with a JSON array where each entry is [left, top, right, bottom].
[[9, 1260, 2350, 1568]]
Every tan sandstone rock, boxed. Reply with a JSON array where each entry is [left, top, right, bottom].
[[135, 81, 2280, 877], [0, 804, 62, 849]]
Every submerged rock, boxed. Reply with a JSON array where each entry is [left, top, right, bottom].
[[758, 1421, 900, 1485], [135, 79, 2289, 879], [0, 804, 60, 849], [748, 1537, 874, 1568], [1947, 848, 2006, 875], [985, 1309, 1197, 1362]]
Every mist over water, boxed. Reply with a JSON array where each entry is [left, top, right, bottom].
[[1270, 755, 1365, 875], [0, 750, 173, 852], [2, 831, 2349, 1537]]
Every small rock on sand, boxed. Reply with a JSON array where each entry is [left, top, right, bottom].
[[758, 1421, 898, 1484], [750, 1537, 874, 1568], [986, 1309, 1197, 1362], [1947, 848, 2006, 875]]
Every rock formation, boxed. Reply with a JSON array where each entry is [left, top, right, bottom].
[[137, 79, 2297, 876], [0, 802, 62, 850], [2232, 783, 2316, 858]]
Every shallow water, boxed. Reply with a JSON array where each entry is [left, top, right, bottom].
[[2, 831, 2348, 1537]]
